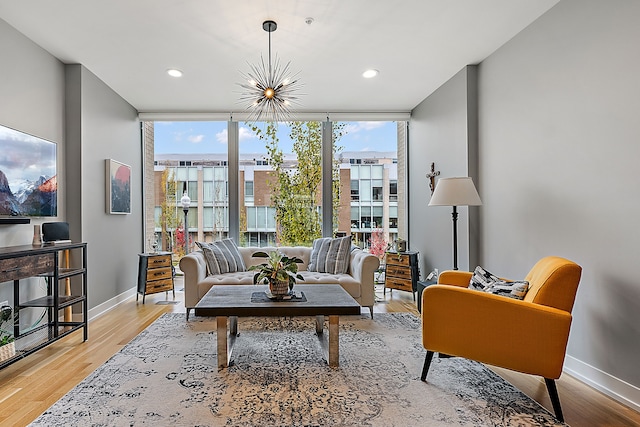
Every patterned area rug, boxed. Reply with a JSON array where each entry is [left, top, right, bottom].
[[30, 313, 566, 426]]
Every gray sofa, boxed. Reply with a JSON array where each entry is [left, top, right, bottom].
[[179, 246, 380, 320]]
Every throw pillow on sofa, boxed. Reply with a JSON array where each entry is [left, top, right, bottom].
[[468, 265, 529, 300], [308, 236, 352, 274], [195, 239, 246, 275]]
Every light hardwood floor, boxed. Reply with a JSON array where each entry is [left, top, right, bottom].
[[0, 280, 637, 426]]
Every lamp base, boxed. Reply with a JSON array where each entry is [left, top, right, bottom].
[[451, 206, 459, 270]]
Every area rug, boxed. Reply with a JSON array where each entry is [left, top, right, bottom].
[[30, 313, 566, 426]]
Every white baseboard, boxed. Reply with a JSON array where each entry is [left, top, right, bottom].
[[564, 355, 640, 413], [88, 288, 137, 321]]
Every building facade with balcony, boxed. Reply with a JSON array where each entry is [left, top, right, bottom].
[[153, 151, 399, 251]]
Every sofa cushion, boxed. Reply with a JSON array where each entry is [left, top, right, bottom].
[[469, 265, 529, 300], [308, 236, 352, 274], [195, 239, 246, 275]]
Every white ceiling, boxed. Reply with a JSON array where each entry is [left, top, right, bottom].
[[0, 0, 559, 115]]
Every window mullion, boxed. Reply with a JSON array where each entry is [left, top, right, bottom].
[[322, 120, 333, 237]]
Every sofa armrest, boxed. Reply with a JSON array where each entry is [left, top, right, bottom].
[[438, 270, 473, 287], [422, 285, 572, 379], [349, 249, 380, 308], [179, 251, 208, 311]]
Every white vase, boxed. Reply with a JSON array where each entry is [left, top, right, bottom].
[[32, 224, 42, 246]]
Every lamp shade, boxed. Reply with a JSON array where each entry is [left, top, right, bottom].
[[429, 177, 482, 207]]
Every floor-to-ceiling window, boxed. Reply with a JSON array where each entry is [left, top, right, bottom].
[[151, 121, 229, 255], [145, 119, 406, 257], [239, 121, 337, 247], [335, 121, 404, 256]]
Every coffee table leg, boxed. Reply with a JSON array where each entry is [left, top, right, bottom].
[[230, 315, 238, 335], [315, 315, 324, 334], [328, 315, 339, 367], [217, 316, 229, 369], [216, 316, 228, 368], [315, 315, 339, 367], [217, 316, 238, 369]]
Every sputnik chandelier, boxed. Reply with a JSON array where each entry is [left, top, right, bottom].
[[238, 20, 301, 122]]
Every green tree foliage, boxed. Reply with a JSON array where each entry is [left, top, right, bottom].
[[159, 166, 179, 253], [249, 122, 345, 246]]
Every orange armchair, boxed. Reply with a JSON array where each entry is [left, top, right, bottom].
[[420, 256, 582, 422]]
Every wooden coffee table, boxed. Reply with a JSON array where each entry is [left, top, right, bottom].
[[194, 284, 361, 368]]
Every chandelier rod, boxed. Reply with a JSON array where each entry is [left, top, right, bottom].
[[263, 20, 277, 82], [268, 25, 272, 78]]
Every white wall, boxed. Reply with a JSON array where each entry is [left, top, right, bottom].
[[0, 18, 142, 314], [410, 0, 640, 411]]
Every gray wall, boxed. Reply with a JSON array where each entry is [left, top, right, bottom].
[[409, 66, 479, 275], [0, 17, 66, 241], [0, 17, 66, 310], [65, 65, 142, 310], [410, 0, 640, 410], [0, 18, 142, 315]]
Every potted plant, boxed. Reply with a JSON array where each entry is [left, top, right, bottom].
[[248, 251, 304, 296], [0, 305, 15, 362]]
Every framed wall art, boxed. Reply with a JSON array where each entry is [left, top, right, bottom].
[[0, 124, 57, 220], [105, 159, 131, 214]]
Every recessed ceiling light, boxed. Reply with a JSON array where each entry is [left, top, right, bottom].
[[167, 69, 183, 77], [362, 69, 379, 78]]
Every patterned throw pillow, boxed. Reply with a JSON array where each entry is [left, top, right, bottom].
[[469, 266, 501, 291], [485, 280, 529, 300], [308, 236, 352, 274], [195, 239, 246, 275], [468, 266, 529, 300]]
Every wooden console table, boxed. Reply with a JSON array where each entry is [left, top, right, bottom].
[[0, 242, 88, 369]]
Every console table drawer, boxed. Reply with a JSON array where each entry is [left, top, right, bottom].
[[385, 277, 413, 292], [0, 253, 55, 281], [147, 255, 171, 268], [385, 265, 412, 278], [146, 267, 172, 282], [145, 278, 174, 293], [385, 253, 412, 267]]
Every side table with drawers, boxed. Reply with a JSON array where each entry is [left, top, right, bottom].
[[137, 252, 175, 303], [383, 250, 420, 300]]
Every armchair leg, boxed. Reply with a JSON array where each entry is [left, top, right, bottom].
[[368, 306, 374, 319], [544, 378, 564, 423], [420, 350, 435, 381], [186, 308, 191, 321]]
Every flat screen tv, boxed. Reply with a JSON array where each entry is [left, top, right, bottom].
[[0, 124, 57, 218]]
